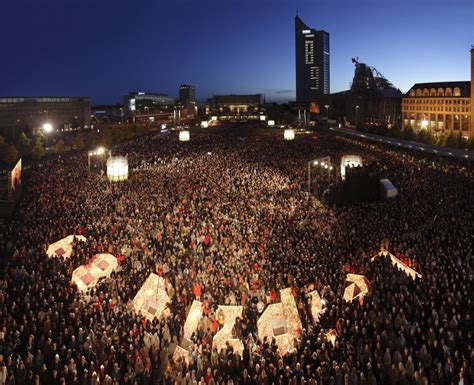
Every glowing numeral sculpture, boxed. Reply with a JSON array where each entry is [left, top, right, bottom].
[[257, 288, 302, 354], [212, 305, 244, 356]]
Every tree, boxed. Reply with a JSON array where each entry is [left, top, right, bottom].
[[436, 132, 446, 146], [18, 132, 32, 156], [416, 129, 435, 145], [466, 137, 474, 150], [53, 138, 66, 153], [31, 138, 46, 160], [73, 132, 85, 150], [389, 124, 402, 139], [98, 127, 113, 146], [402, 126, 415, 141], [455, 130, 464, 149], [444, 130, 458, 148], [194, 114, 202, 127], [0, 143, 19, 165]]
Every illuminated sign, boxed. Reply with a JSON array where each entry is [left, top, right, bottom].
[[130, 98, 136, 111], [302, 29, 311, 34]]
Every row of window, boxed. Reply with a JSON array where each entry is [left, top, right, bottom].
[[409, 87, 462, 97], [403, 98, 469, 105], [403, 106, 470, 112], [0, 97, 86, 103]]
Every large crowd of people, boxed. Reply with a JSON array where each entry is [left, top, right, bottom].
[[0, 126, 472, 385]]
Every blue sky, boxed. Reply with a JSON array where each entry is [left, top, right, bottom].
[[1, 0, 472, 104]]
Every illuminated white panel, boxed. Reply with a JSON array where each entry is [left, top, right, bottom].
[[267, 120, 275, 126], [259, 115, 266, 121], [284, 129, 295, 140], [106, 156, 128, 182], [340, 154, 363, 180], [302, 29, 311, 34], [201, 121, 209, 128], [130, 98, 136, 111], [211, 116, 218, 121], [179, 130, 190, 141]]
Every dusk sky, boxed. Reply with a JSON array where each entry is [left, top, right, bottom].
[[1, 0, 472, 105]]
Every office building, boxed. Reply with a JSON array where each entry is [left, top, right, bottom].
[[295, 15, 330, 104], [0, 96, 90, 136], [179, 85, 196, 106], [401, 48, 474, 138], [123, 92, 175, 117]]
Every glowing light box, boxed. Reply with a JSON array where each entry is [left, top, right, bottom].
[[106, 156, 128, 182], [284, 129, 295, 140], [179, 130, 190, 142]]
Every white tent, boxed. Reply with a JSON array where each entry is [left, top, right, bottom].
[[132, 273, 170, 321], [47, 235, 87, 259], [380, 179, 398, 198]]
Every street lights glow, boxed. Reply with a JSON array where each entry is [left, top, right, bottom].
[[43, 123, 53, 133], [96, 147, 105, 155], [324, 105, 330, 129], [421, 119, 428, 129]]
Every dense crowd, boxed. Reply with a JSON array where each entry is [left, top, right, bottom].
[[0, 127, 472, 385]]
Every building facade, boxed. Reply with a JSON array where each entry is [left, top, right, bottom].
[[402, 49, 474, 138], [208, 94, 262, 119], [401, 82, 471, 136], [0, 96, 90, 135], [179, 85, 196, 106], [123, 92, 175, 121], [295, 15, 330, 104]]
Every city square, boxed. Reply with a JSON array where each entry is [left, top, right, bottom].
[[0, 0, 472, 384]]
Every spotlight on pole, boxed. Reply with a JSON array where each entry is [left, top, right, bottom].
[[43, 123, 53, 133]]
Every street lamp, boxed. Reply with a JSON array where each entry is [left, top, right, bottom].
[[43, 122, 53, 133], [355, 105, 360, 128], [88, 147, 107, 172], [324, 105, 330, 129]]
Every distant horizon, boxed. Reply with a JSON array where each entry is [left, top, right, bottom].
[[1, 0, 472, 105]]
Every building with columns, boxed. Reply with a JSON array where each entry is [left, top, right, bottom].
[[401, 48, 474, 138]]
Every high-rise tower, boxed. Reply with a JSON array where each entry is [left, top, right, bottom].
[[295, 15, 330, 103]]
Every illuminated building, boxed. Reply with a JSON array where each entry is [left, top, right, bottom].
[[401, 49, 474, 138], [208, 94, 262, 119], [0, 96, 90, 135], [295, 15, 330, 103], [123, 92, 175, 121], [179, 85, 196, 106]]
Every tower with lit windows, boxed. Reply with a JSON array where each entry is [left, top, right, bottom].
[[295, 15, 330, 103]]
